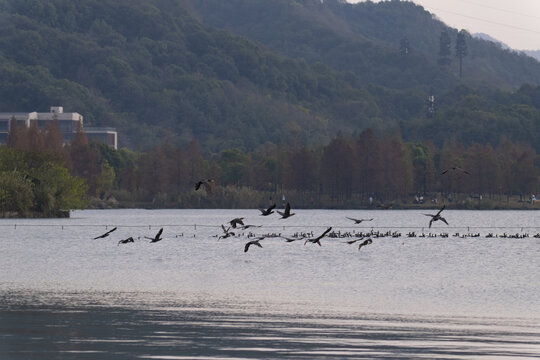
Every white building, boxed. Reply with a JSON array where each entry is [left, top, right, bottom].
[[0, 106, 117, 149]]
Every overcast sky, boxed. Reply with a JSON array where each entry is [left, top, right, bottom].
[[348, 0, 540, 50]]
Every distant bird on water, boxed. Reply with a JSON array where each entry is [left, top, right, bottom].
[[441, 166, 469, 175], [424, 205, 449, 228], [346, 217, 373, 224], [277, 202, 295, 219], [145, 228, 164, 243], [93, 227, 117, 239], [259, 203, 276, 216], [195, 179, 215, 194], [118, 237, 134, 245], [304, 227, 333, 246]]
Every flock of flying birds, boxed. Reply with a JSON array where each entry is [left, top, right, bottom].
[[92, 168, 519, 252], [91, 200, 455, 253]]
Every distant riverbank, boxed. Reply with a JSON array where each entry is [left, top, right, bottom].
[[87, 191, 540, 211], [0, 210, 70, 218]]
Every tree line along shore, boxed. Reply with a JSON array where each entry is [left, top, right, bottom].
[[2, 121, 540, 217]]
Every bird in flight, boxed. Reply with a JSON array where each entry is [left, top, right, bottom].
[[219, 225, 235, 239], [259, 203, 276, 216], [118, 236, 134, 245], [346, 217, 373, 224], [93, 227, 117, 239], [244, 237, 265, 252], [277, 202, 295, 219], [441, 166, 469, 175], [344, 237, 365, 245], [229, 217, 245, 229], [424, 205, 449, 228], [282, 235, 305, 243], [195, 179, 215, 194], [304, 227, 333, 246], [377, 202, 393, 210], [357, 238, 373, 251], [145, 228, 164, 243]]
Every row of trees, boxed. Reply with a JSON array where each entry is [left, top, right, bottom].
[[75, 129, 540, 208], [4, 122, 540, 211]]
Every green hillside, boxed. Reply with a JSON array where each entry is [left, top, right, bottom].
[[0, 0, 539, 152], [187, 0, 540, 90]]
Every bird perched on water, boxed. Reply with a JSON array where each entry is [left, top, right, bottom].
[[277, 202, 295, 219], [244, 236, 266, 252], [357, 238, 373, 251], [93, 227, 117, 239], [195, 179, 215, 195], [229, 217, 245, 229], [118, 236, 134, 245], [441, 166, 469, 175], [304, 227, 333, 246], [259, 203, 276, 216], [424, 205, 449, 228], [145, 228, 164, 243], [346, 217, 373, 224]]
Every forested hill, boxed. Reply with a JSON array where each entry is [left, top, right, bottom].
[[0, 0, 388, 150], [1, 0, 540, 152], [186, 0, 540, 91]]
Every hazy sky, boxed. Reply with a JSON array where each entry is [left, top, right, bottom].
[[348, 0, 540, 50]]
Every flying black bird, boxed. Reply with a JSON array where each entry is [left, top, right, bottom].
[[441, 166, 469, 175], [282, 235, 305, 243], [229, 217, 245, 229], [344, 237, 365, 245], [118, 237, 134, 245], [145, 228, 164, 243], [259, 203, 277, 216], [304, 227, 333, 246], [277, 202, 295, 219], [195, 179, 215, 194], [357, 238, 373, 251], [219, 225, 235, 240], [424, 205, 449, 228], [346, 217, 373, 224], [93, 227, 117, 239], [244, 237, 265, 252], [241, 224, 262, 230]]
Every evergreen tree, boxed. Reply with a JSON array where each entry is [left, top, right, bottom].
[[455, 30, 468, 78]]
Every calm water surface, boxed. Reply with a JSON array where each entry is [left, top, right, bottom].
[[1, 209, 539, 359]]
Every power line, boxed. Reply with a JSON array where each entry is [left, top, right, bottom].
[[422, 4, 540, 36], [453, 0, 540, 21]]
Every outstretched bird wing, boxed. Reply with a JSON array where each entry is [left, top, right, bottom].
[[435, 205, 446, 217], [244, 241, 263, 252], [93, 227, 117, 239]]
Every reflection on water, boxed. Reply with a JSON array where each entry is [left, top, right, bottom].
[[1, 290, 539, 360], [1, 209, 540, 359]]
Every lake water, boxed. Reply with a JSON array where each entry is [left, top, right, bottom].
[[1, 209, 539, 359]]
